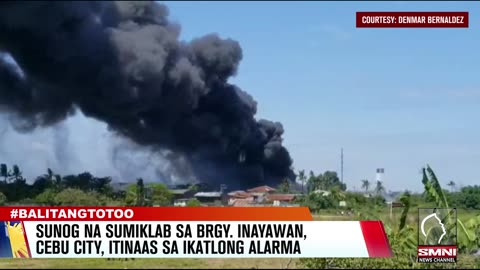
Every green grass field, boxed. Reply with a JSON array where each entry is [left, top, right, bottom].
[[315, 206, 479, 222], [0, 210, 477, 269]]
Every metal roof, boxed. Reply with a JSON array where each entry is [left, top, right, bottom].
[[228, 190, 253, 198], [247, 185, 276, 193], [194, 192, 222, 197], [170, 189, 190, 195]]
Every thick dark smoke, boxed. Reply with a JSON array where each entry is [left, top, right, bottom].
[[0, 1, 293, 189]]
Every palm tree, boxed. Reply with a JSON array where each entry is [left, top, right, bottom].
[[298, 170, 306, 194], [53, 175, 62, 190], [47, 168, 53, 179], [9, 165, 22, 182], [42, 168, 62, 190], [0, 164, 7, 183], [375, 181, 385, 196], [361, 179, 370, 193], [307, 170, 316, 193], [136, 178, 145, 206], [447, 181, 456, 192]]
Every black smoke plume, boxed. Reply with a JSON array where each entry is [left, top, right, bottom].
[[0, 1, 293, 189]]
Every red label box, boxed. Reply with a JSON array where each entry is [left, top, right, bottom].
[[356, 12, 469, 28]]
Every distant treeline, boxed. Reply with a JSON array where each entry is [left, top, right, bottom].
[[0, 163, 479, 210], [0, 163, 182, 206]]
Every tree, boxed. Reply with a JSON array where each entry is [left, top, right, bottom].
[[277, 178, 291, 193], [0, 192, 6, 206], [375, 181, 385, 195], [300, 166, 471, 270], [186, 198, 201, 207], [60, 172, 99, 191], [32, 168, 62, 196], [54, 188, 102, 206], [0, 164, 7, 183], [9, 165, 22, 182], [49, 168, 62, 190], [53, 175, 61, 188], [298, 192, 336, 213], [77, 172, 95, 191], [47, 168, 53, 180], [91, 176, 113, 195], [306, 171, 317, 192], [306, 171, 346, 192], [35, 189, 57, 205], [125, 184, 139, 206], [62, 174, 82, 190], [447, 181, 456, 192], [33, 174, 53, 193], [298, 170, 306, 194], [361, 179, 370, 193], [321, 171, 346, 191], [125, 179, 149, 206], [10, 177, 29, 201], [146, 183, 172, 206], [454, 185, 480, 210], [136, 178, 145, 206], [329, 185, 346, 203]]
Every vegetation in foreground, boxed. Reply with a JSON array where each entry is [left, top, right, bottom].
[[300, 166, 480, 269], [0, 163, 478, 268]]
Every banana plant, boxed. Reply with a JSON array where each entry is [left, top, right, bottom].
[[388, 192, 417, 259], [422, 165, 479, 254]]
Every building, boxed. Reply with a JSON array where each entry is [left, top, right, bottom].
[[246, 185, 276, 203], [169, 188, 196, 205], [229, 197, 255, 207], [173, 198, 189, 207], [265, 194, 296, 204], [227, 190, 253, 200], [194, 192, 224, 205], [247, 185, 276, 195], [170, 189, 196, 200], [227, 190, 254, 206], [228, 190, 253, 199], [264, 194, 298, 207], [376, 168, 385, 182]]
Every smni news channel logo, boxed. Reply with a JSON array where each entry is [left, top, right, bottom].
[[417, 208, 457, 263]]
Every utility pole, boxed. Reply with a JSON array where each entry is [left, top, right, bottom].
[[341, 148, 344, 183]]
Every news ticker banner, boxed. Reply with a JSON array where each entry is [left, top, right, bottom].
[[356, 12, 469, 28], [0, 207, 392, 259]]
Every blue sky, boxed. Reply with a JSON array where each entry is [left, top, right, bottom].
[[163, 1, 480, 191]]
